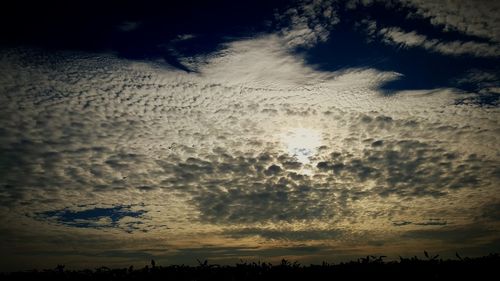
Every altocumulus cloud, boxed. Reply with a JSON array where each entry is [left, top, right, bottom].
[[0, 0, 499, 271]]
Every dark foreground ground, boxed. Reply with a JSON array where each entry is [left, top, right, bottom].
[[2, 253, 499, 280]]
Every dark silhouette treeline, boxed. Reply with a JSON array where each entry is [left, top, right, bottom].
[[1, 253, 499, 280]]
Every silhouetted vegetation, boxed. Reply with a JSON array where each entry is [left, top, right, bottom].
[[2, 253, 499, 280]]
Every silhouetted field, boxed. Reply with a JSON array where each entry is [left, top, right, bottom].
[[2, 253, 499, 280]]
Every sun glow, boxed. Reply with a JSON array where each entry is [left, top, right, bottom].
[[281, 127, 322, 165]]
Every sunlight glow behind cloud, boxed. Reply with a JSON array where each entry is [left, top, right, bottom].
[[281, 127, 322, 165]]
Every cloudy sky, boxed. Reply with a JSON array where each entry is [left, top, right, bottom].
[[0, 0, 499, 271]]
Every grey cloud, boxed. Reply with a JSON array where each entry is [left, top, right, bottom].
[[454, 70, 500, 87], [281, 160, 303, 170], [226, 228, 344, 241], [317, 139, 495, 198], [352, 0, 500, 44], [371, 140, 384, 147], [378, 26, 500, 57], [453, 69, 500, 106], [136, 185, 157, 192], [95, 249, 155, 259], [354, 2, 500, 59], [265, 164, 283, 175], [402, 224, 497, 246], [393, 221, 412, 226], [174, 245, 328, 264], [414, 220, 447, 226], [192, 179, 334, 224], [277, 0, 340, 48], [354, 114, 395, 131], [114, 121, 497, 226], [479, 202, 500, 222], [394, 219, 447, 227], [401, 0, 500, 43]]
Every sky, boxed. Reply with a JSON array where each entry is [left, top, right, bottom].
[[0, 0, 499, 271]]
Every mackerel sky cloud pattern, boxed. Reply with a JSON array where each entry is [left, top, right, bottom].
[[0, 0, 499, 271]]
